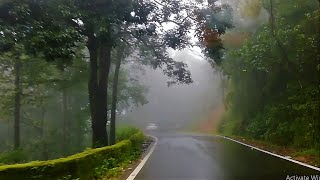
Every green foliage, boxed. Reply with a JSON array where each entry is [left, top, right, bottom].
[[0, 38, 147, 162], [1, 0, 197, 149], [0, 150, 27, 165], [218, 1, 320, 150], [294, 149, 320, 157], [116, 126, 140, 142], [0, 131, 145, 180], [108, 69, 148, 111]]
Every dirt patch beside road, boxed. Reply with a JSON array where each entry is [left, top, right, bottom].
[[197, 104, 225, 134], [229, 136, 320, 168]]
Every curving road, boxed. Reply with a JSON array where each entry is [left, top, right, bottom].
[[134, 132, 319, 180]]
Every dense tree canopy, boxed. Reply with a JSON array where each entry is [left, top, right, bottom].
[[202, 0, 320, 150], [0, 0, 208, 162]]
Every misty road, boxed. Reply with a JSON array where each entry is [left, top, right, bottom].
[[134, 132, 319, 180]]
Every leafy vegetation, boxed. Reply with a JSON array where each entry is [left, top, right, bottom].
[[116, 126, 140, 142], [0, 0, 196, 152], [203, 0, 320, 151], [0, 51, 146, 162], [0, 0, 195, 164]]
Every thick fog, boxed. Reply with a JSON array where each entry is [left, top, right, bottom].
[[119, 0, 270, 131], [121, 50, 223, 130]]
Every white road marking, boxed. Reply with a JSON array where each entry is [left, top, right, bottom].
[[217, 135, 320, 172], [126, 136, 158, 180]]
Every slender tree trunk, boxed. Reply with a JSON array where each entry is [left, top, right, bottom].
[[219, 69, 224, 102], [62, 87, 68, 154], [88, 35, 99, 147], [7, 118, 10, 146], [40, 107, 49, 160], [88, 34, 112, 147], [110, 54, 122, 145], [14, 58, 21, 150], [72, 95, 82, 150]]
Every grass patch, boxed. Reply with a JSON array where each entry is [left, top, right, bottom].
[[116, 126, 140, 142], [293, 149, 320, 157]]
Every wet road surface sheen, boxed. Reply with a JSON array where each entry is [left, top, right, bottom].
[[135, 132, 320, 180]]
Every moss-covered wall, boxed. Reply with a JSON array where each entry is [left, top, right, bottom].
[[0, 131, 144, 180]]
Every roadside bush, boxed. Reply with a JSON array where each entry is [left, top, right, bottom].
[[0, 150, 27, 165], [0, 131, 145, 180], [116, 126, 140, 142]]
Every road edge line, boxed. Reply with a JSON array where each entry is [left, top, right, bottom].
[[217, 135, 320, 172], [126, 135, 158, 180]]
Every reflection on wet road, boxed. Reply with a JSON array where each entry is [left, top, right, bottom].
[[135, 132, 319, 180]]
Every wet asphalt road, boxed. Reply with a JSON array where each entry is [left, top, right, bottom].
[[135, 132, 320, 180]]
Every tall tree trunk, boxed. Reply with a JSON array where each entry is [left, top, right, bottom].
[[218, 69, 224, 103], [40, 107, 49, 160], [88, 35, 100, 147], [14, 58, 21, 150], [96, 45, 112, 146], [62, 87, 68, 154], [88, 34, 112, 147], [110, 54, 122, 145]]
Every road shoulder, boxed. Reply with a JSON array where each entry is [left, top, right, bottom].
[[118, 136, 158, 180], [219, 135, 320, 172]]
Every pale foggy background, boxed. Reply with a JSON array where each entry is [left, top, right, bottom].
[[120, 50, 223, 130], [118, 0, 270, 130]]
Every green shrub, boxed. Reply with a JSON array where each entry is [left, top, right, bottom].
[[116, 126, 139, 142], [0, 131, 145, 180], [0, 150, 27, 165], [294, 149, 320, 157]]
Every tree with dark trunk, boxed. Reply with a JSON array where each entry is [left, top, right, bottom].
[[40, 107, 49, 160], [88, 36, 113, 147], [110, 50, 123, 145], [62, 87, 68, 154], [1, 0, 196, 148], [13, 58, 21, 150]]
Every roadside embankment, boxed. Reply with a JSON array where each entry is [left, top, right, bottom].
[[0, 131, 146, 180]]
